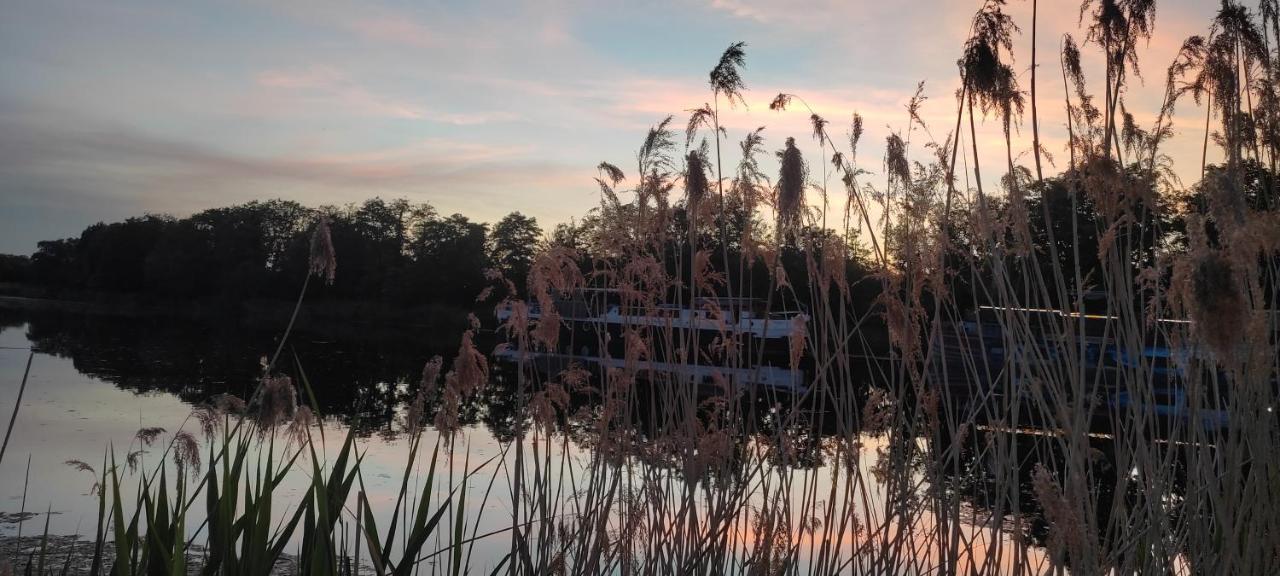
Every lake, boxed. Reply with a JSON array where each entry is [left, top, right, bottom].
[[0, 302, 1056, 574], [0, 304, 531, 569]]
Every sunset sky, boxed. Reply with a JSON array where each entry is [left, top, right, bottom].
[[0, 0, 1227, 254]]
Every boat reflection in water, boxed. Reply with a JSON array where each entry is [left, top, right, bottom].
[[495, 288, 811, 394], [931, 301, 1278, 439]]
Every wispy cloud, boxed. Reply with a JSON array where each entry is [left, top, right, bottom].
[[0, 108, 584, 250], [0, 0, 1230, 254], [251, 66, 516, 125]]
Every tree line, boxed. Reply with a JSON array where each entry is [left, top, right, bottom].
[[0, 158, 1272, 313], [0, 198, 542, 309]]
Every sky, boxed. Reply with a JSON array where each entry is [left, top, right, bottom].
[[0, 0, 1229, 255]]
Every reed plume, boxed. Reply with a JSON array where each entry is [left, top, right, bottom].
[[309, 214, 336, 285], [709, 41, 747, 108], [254, 374, 297, 430], [776, 137, 807, 242], [685, 148, 710, 209]]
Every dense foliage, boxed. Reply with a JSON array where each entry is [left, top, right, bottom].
[[1, 199, 542, 309]]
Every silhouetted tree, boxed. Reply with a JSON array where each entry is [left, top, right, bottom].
[[29, 238, 79, 288], [187, 199, 309, 299], [489, 212, 542, 290], [410, 214, 489, 305], [79, 215, 172, 292], [0, 254, 31, 283]]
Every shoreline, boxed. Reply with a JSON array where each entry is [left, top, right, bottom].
[[0, 292, 476, 333]]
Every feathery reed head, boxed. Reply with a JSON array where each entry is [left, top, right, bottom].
[[788, 313, 807, 371], [173, 430, 201, 479], [421, 355, 444, 396], [433, 382, 461, 439], [861, 388, 894, 436], [406, 355, 444, 436], [906, 81, 928, 129], [1031, 464, 1088, 568], [639, 116, 676, 174], [286, 405, 313, 447], [65, 460, 99, 494], [452, 330, 489, 396], [810, 114, 828, 146], [136, 427, 166, 447], [64, 459, 95, 474], [962, 2, 1019, 117], [684, 148, 710, 208], [709, 41, 747, 107], [193, 406, 221, 439], [532, 308, 563, 351], [885, 134, 911, 187], [849, 113, 864, 158], [692, 249, 723, 292], [775, 137, 807, 241], [1189, 249, 1245, 357], [309, 214, 336, 285], [212, 393, 247, 415], [685, 105, 714, 147], [597, 162, 625, 187], [255, 375, 297, 430]]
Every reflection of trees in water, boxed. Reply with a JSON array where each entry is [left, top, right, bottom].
[[10, 307, 455, 434], [9, 307, 1187, 565], [0, 307, 27, 331], [938, 428, 1192, 553], [472, 364, 836, 479], [7, 306, 1178, 557]]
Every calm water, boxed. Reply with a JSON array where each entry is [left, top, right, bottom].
[[0, 305, 527, 567], [0, 304, 1060, 573]]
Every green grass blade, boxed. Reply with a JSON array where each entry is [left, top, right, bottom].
[[357, 491, 386, 576], [485, 554, 511, 576], [109, 452, 131, 576], [90, 449, 108, 576], [450, 469, 467, 576]]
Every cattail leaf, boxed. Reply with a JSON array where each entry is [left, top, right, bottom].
[[109, 452, 131, 576], [89, 450, 108, 576], [394, 443, 446, 576], [485, 554, 511, 576], [371, 433, 422, 565], [450, 457, 468, 576], [357, 491, 387, 575], [267, 486, 311, 569]]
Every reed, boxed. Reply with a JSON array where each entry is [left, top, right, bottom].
[[9, 2, 1280, 575], [0, 351, 32, 469]]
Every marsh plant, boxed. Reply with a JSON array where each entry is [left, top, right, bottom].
[[7, 0, 1280, 574]]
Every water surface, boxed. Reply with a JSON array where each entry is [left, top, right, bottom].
[[0, 304, 1057, 573]]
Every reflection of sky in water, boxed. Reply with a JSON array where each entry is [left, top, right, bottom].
[[0, 318, 1059, 573], [0, 321, 514, 571], [0, 323, 199, 532]]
